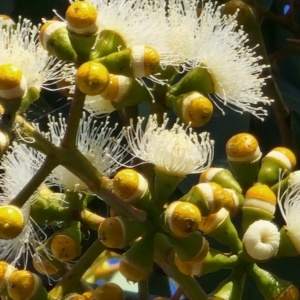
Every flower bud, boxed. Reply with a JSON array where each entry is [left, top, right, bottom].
[[82, 291, 93, 299], [92, 283, 125, 300], [257, 147, 297, 187], [66, 1, 99, 35], [32, 251, 63, 276], [170, 92, 213, 127], [98, 216, 151, 249], [164, 201, 201, 238], [0, 261, 17, 292], [180, 182, 226, 216], [39, 21, 77, 62], [7, 270, 48, 300], [0, 131, 9, 157], [0, 64, 27, 100], [50, 221, 82, 262], [199, 208, 242, 253], [63, 294, 87, 300], [274, 285, 299, 300], [226, 133, 261, 191], [119, 233, 155, 282], [242, 220, 280, 262], [222, 188, 244, 217], [0, 205, 24, 240], [76, 61, 109, 95], [200, 167, 242, 194], [242, 184, 276, 233]]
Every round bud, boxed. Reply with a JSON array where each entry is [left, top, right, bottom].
[[244, 184, 277, 215], [113, 169, 148, 202], [93, 283, 124, 300], [51, 234, 81, 262], [98, 217, 125, 248], [76, 61, 109, 95], [7, 270, 38, 300], [101, 75, 132, 103], [199, 207, 229, 234], [0, 205, 24, 239], [131, 45, 160, 77], [66, 1, 98, 35], [119, 257, 149, 282], [0, 261, 17, 291], [165, 201, 201, 238], [265, 147, 297, 172], [39, 21, 65, 50], [181, 92, 213, 127], [32, 253, 60, 276], [174, 255, 203, 276], [0, 64, 27, 100], [226, 133, 261, 162]]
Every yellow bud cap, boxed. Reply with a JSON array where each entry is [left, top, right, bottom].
[[32, 253, 60, 276], [244, 184, 276, 215], [39, 21, 64, 49], [274, 285, 299, 300], [182, 92, 213, 127], [0, 64, 27, 100], [82, 291, 93, 299], [66, 1, 98, 35], [199, 207, 229, 234], [165, 201, 201, 238], [98, 217, 125, 248], [0, 261, 17, 290], [113, 169, 148, 202], [101, 75, 132, 103], [174, 255, 203, 276], [266, 147, 297, 171], [93, 283, 124, 300], [0, 205, 24, 239], [119, 258, 149, 282], [131, 45, 160, 77], [51, 235, 81, 261], [7, 270, 37, 300], [76, 61, 109, 95], [226, 133, 261, 162]]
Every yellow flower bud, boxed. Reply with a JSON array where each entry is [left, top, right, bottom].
[[32, 253, 61, 276], [76, 61, 109, 95], [0, 205, 24, 239], [92, 283, 125, 300], [174, 254, 203, 276], [119, 257, 149, 282], [0, 64, 27, 100], [66, 1, 98, 35], [0, 261, 17, 291], [131, 45, 160, 77], [181, 92, 213, 127], [63, 294, 87, 300], [274, 285, 299, 300], [82, 291, 93, 299], [165, 201, 201, 238]]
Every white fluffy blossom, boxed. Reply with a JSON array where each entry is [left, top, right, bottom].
[[47, 113, 127, 191], [123, 114, 214, 177], [242, 220, 280, 261], [0, 142, 47, 267], [188, 2, 273, 119], [0, 18, 74, 92], [84, 95, 116, 116]]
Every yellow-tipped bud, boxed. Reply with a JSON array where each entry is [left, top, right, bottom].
[[7, 270, 41, 300], [131, 45, 160, 77], [100, 75, 132, 103], [119, 258, 149, 282], [92, 283, 125, 300], [76, 61, 109, 95], [0, 261, 17, 291], [165, 201, 201, 238], [0, 205, 24, 239], [66, 1, 98, 35], [226, 133, 261, 162], [0, 64, 27, 100], [32, 253, 61, 276], [113, 168, 148, 202], [63, 294, 87, 300], [244, 184, 277, 215], [274, 285, 299, 300], [82, 291, 93, 299], [222, 188, 243, 217], [181, 92, 213, 127], [98, 217, 126, 248], [174, 255, 203, 276], [199, 208, 228, 234]]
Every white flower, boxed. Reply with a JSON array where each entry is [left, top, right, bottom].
[[188, 2, 272, 120], [123, 114, 214, 177], [0, 142, 47, 267], [0, 18, 74, 92], [278, 171, 300, 254], [47, 113, 128, 191], [242, 220, 280, 261], [84, 95, 116, 116]]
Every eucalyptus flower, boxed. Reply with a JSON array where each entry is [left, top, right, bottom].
[[0, 142, 47, 267], [0, 17, 74, 92], [123, 114, 214, 177], [47, 113, 128, 191], [188, 2, 272, 119]]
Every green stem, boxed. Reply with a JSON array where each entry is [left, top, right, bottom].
[[48, 240, 106, 300], [154, 234, 207, 300], [61, 86, 85, 148], [10, 156, 59, 208], [138, 280, 149, 300]]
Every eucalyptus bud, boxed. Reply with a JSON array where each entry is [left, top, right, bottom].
[[92, 283, 125, 300]]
